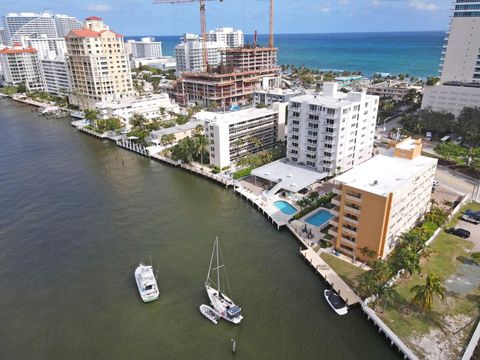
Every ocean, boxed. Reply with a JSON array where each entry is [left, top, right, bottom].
[[126, 31, 445, 78]]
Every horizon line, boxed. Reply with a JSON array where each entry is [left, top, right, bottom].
[[125, 29, 446, 37]]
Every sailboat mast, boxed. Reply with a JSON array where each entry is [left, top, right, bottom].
[[216, 237, 220, 293], [206, 238, 216, 285]]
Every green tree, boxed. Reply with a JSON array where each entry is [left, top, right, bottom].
[[84, 109, 99, 127], [193, 124, 204, 137], [130, 113, 148, 129], [16, 83, 27, 93], [390, 245, 421, 277], [160, 134, 176, 146], [426, 77, 439, 86], [194, 135, 209, 165], [207, 101, 219, 111], [360, 246, 377, 264], [456, 107, 480, 146], [410, 273, 446, 311], [379, 284, 397, 312]]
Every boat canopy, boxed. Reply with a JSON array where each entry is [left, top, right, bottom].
[[327, 291, 346, 309], [227, 306, 242, 318]]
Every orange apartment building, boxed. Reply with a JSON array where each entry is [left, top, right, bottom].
[[329, 138, 437, 261]]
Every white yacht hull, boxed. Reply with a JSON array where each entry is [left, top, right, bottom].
[[135, 264, 159, 303], [324, 290, 348, 316], [206, 285, 243, 324]]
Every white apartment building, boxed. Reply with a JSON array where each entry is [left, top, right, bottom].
[[96, 93, 180, 124], [2, 12, 82, 45], [330, 139, 437, 260], [253, 88, 304, 107], [287, 82, 379, 176], [195, 105, 287, 168], [0, 44, 43, 91], [128, 37, 162, 59], [66, 16, 134, 109], [422, 1, 480, 116], [0, 28, 7, 45], [131, 57, 176, 70], [40, 59, 71, 95], [21, 35, 67, 60], [206, 27, 244, 48], [175, 33, 225, 74]]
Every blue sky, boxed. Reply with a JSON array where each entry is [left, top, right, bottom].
[[1, 0, 451, 35]]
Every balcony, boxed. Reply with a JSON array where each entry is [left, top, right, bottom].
[[340, 237, 356, 249], [344, 204, 360, 215], [330, 207, 340, 216], [329, 227, 339, 238], [332, 186, 342, 195], [342, 226, 357, 237], [329, 217, 339, 227], [331, 196, 341, 206], [345, 193, 362, 203], [338, 247, 354, 257], [343, 215, 359, 226]]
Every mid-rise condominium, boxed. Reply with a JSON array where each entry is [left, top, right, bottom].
[[128, 37, 163, 59], [21, 35, 67, 60], [0, 44, 43, 91], [286, 83, 379, 176], [175, 33, 225, 74], [2, 12, 82, 45], [195, 105, 286, 168], [65, 16, 133, 109], [330, 138, 437, 260], [206, 27, 244, 48], [421, 1, 480, 116]]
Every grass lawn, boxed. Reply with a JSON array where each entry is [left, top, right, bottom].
[[378, 202, 480, 359], [320, 253, 365, 291]]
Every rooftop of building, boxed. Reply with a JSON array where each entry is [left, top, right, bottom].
[[151, 120, 203, 138], [251, 158, 328, 193], [68, 28, 122, 38], [254, 88, 304, 96], [0, 45, 37, 54], [395, 137, 422, 151], [334, 153, 437, 196], [290, 89, 375, 108], [194, 107, 277, 125], [96, 94, 172, 108]]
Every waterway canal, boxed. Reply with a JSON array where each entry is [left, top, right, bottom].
[[0, 98, 401, 359]]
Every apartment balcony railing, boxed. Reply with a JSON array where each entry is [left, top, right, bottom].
[[331, 196, 341, 206], [344, 204, 360, 215], [345, 194, 362, 203], [342, 227, 357, 237], [342, 215, 359, 226], [340, 238, 356, 249], [332, 186, 342, 195], [330, 207, 340, 217], [329, 217, 339, 227], [338, 247, 354, 257], [328, 227, 339, 238]]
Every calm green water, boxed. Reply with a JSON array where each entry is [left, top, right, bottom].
[[0, 98, 401, 360]]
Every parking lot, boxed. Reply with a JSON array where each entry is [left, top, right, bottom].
[[456, 214, 480, 252]]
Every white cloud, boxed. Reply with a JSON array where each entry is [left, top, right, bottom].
[[409, 1, 438, 11], [320, 7, 331, 13], [339, 0, 349, 5], [86, 4, 112, 12]]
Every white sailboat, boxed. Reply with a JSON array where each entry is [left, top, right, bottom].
[[205, 237, 243, 324], [135, 263, 159, 303]]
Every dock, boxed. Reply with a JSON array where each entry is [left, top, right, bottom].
[[300, 247, 361, 306]]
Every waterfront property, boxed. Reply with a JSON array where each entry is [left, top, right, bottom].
[[273, 200, 297, 215], [65, 16, 134, 109], [0, 44, 44, 91], [195, 105, 286, 169], [286, 82, 379, 176], [305, 209, 333, 227], [330, 138, 437, 260]]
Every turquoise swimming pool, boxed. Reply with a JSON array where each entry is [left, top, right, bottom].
[[305, 210, 333, 227], [274, 201, 297, 215]]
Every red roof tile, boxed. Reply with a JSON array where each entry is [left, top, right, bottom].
[[70, 29, 101, 38], [0, 46, 37, 54], [85, 16, 103, 21]]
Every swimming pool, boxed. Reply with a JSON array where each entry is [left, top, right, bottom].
[[274, 201, 297, 215], [305, 209, 334, 227]]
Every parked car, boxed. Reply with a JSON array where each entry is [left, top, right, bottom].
[[464, 210, 480, 220], [460, 215, 480, 225], [446, 228, 471, 238]]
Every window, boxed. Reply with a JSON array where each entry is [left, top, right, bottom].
[[326, 119, 335, 125], [309, 104, 320, 111], [308, 123, 318, 129], [308, 130, 318, 136], [309, 114, 319, 120], [292, 111, 300, 117]]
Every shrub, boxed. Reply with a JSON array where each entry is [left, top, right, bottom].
[[472, 252, 480, 265], [421, 221, 438, 238], [233, 167, 252, 179]]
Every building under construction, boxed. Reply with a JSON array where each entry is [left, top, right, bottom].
[[171, 46, 280, 108]]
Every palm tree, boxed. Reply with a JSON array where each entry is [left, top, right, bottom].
[[360, 246, 376, 264], [379, 285, 397, 312], [194, 124, 204, 137], [84, 109, 99, 127], [410, 273, 446, 311], [194, 136, 209, 165]]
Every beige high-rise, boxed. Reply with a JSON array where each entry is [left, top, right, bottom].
[[65, 16, 133, 109]]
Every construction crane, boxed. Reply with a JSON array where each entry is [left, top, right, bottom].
[[269, 0, 274, 48], [153, 0, 223, 71]]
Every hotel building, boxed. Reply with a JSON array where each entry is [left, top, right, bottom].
[[0, 44, 43, 91], [2, 12, 82, 45], [421, 1, 480, 116], [128, 37, 163, 59], [65, 16, 133, 109], [329, 138, 437, 260], [195, 104, 286, 168], [286, 83, 379, 176], [206, 27, 244, 48], [367, 80, 422, 102]]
